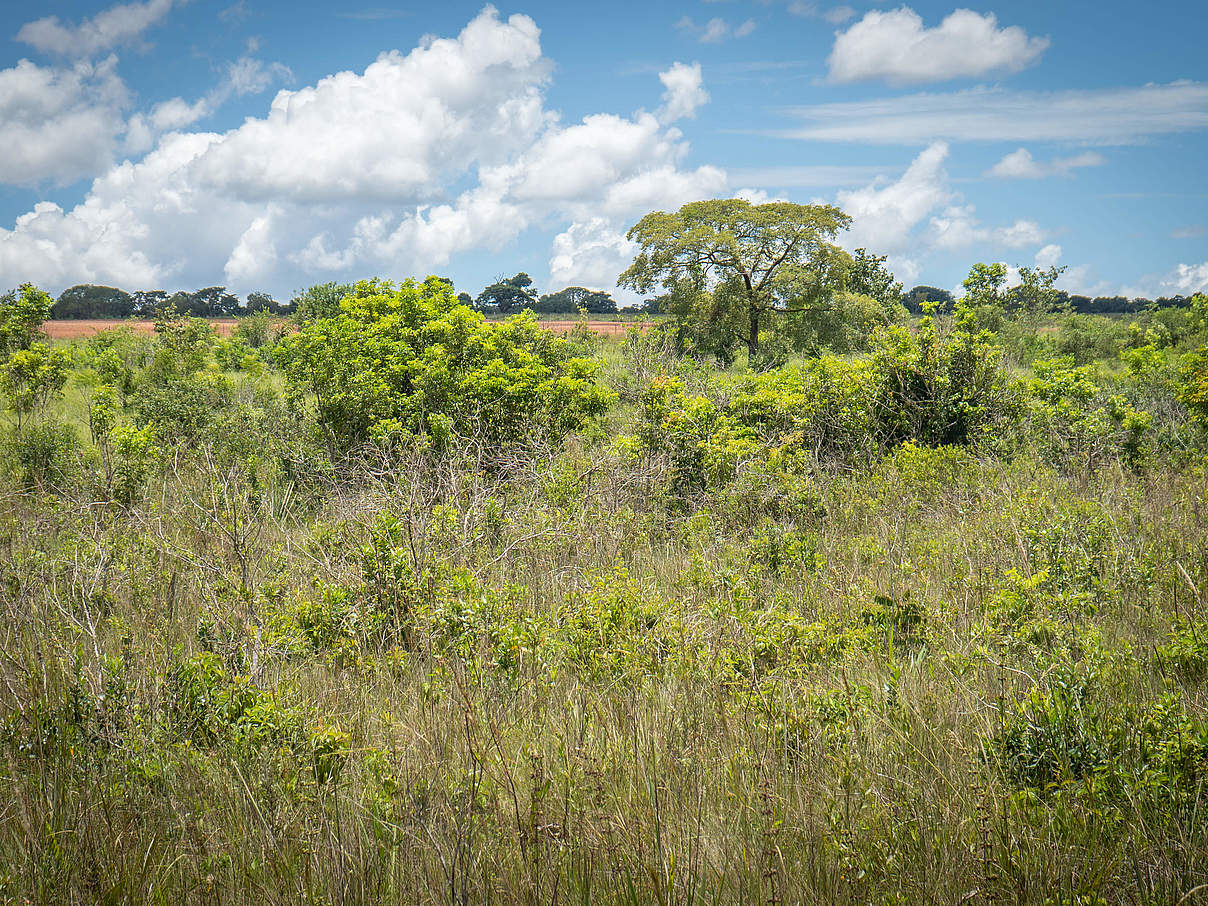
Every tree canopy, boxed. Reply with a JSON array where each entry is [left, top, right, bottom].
[[0, 284, 53, 356], [292, 282, 352, 322], [53, 285, 135, 319], [534, 287, 618, 314], [847, 248, 903, 307], [619, 199, 853, 355], [475, 273, 538, 314]]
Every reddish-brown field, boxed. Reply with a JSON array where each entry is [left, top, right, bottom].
[[43, 318, 648, 339], [42, 318, 240, 338]]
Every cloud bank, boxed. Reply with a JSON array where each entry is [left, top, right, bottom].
[[0, 9, 725, 297]]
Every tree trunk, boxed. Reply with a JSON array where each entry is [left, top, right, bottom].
[[747, 306, 760, 356]]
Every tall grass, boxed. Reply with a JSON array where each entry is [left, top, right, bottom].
[[0, 324, 1206, 904]]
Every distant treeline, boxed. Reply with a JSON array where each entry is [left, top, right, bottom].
[[902, 284, 1195, 316], [50, 277, 623, 319], [49, 280, 1198, 321], [51, 284, 292, 319]]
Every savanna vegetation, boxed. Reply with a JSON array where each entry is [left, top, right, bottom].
[[2, 198, 1208, 904]]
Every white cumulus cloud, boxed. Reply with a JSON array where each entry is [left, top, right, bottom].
[[1164, 262, 1208, 296], [0, 56, 129, 186], [549, 219, 639, 294], [1034, 244, 1063, 269], [658, 62, 709, 122], [835, 142, 1050, 265], [828, 7, 1049, 85], [837, 142, 955, 253]]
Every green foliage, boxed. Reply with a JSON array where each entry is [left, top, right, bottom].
[[625, 314, 1018, 501], [620, 198, 853, 355], [847, 248, 904, 307], [1026, 357, 1151, 465], [1157, 620, 1208, 682], [4, 260, 1208, 904], [276, 276, 613, 450], [0, 342, 70, 425], [5, 419, 78, 489], [0, 283, 53, 357], [291, 281, 351, 322], [1054, 314, 1128, 364], [997, 658, 1208, 811], [52, 284, 134, 319], [233, 309, 273, 349], [1181, 343, 1208, 425], [475, 272, 538, 313], [866, 312, 1014, 448], [108, 423, 159, 505], [533, 286, 618, 314], [166, 651, 303, 751]]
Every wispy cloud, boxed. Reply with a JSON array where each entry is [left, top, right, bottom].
[[675, 16, 757, 43], [337, 8, 412, 20], [788, 3, 856, 25], [17, 0, 179, 58], [986, 148, 1106, 179], [774, 83, 1208, 144]]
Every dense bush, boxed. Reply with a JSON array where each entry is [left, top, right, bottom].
[[276, 276, 614, 450]]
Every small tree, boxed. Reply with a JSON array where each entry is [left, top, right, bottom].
[[245, 291, 279, 314], [0, 284, 54, 358], [1, 342, 70, 430], [1010, 264, 1068, 324], [619, 199, 852, 356], [848, 248, 903, 307]]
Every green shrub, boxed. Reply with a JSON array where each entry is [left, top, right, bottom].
[[276, 277, 614, 451], [165, 651, 302, 750], [6, 420, 78, 489], [1157, 620, 1208, 682], [1026, 357, 1151, 465]]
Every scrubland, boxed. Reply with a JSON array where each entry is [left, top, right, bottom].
[[1, 280, 1208, 904]]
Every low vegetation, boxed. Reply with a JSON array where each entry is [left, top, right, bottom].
[[2, 200, 1208, 903]]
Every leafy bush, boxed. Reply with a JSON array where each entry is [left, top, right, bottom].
[[1026, 357, 1150, 465], [0, 341, 70, 430], [276, 277, 613, 450], [625, 314, 1018, 502], [5, 419, 78, 489]]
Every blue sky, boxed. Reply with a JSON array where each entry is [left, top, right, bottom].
[[1, 0, 1206, 303]]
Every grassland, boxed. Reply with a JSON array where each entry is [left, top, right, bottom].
[[1, 297, 1207, 904]]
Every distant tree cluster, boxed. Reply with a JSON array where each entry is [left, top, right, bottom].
[[1063, 294, 1191, 315], [533, 287, 618, 314], [471, 273, 618, 315], [902, 284, 1193, 317], [51, 284, 292, 319]]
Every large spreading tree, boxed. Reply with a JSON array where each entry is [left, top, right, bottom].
[[619, 199, 853, 356]]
